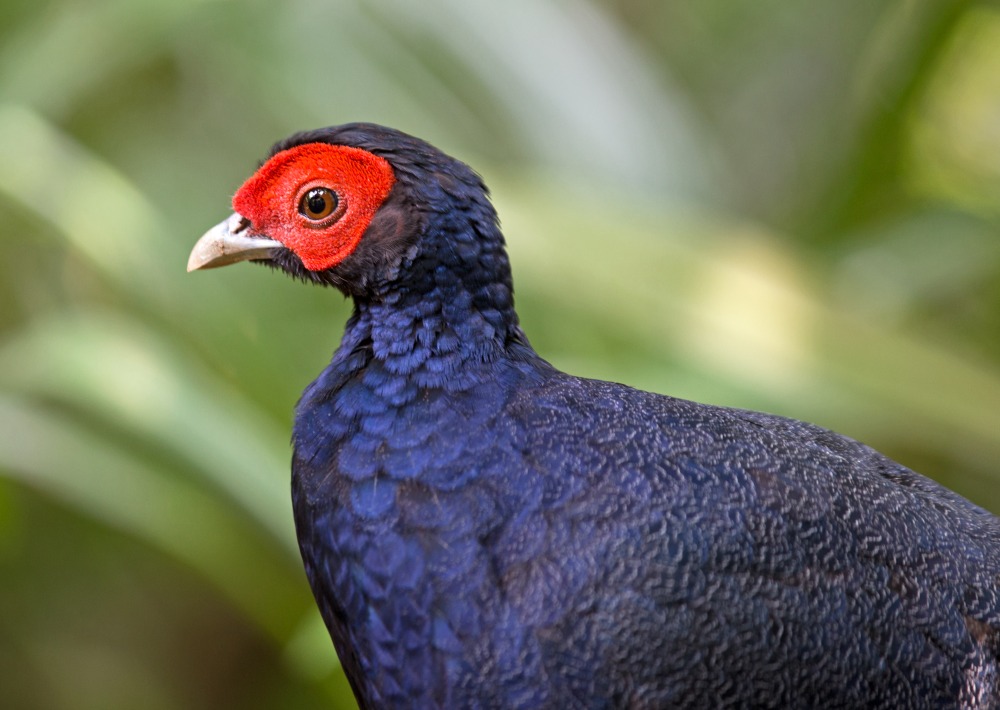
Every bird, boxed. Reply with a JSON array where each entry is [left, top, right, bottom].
[[188, 123, 1000, 709]]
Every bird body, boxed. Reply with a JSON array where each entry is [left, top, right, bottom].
[[190, 124, 1000, 708]]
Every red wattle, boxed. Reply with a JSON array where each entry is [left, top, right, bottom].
[[233, 143, 395, 271]]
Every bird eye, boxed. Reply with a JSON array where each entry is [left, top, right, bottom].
[[299, 188, 338, 221]]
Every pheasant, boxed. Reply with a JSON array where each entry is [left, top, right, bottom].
[[189, 123, 1000, 708]]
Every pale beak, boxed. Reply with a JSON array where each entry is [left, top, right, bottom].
[[187, 213, 283, 272]]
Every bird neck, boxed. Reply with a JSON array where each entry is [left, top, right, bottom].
[[345, 208, 528, 378], [347, 276, 522, 382]]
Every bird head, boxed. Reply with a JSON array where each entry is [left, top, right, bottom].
[[188, 123, 506, 299]]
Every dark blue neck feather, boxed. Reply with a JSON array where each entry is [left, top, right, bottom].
[[341, 185, 528, 382]]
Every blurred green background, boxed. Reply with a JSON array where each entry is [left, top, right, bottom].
[[2, 0, 1000, 707]]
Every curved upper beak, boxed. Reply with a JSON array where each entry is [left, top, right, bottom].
[[187, 213, 283, 272]]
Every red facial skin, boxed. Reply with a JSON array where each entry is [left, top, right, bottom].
[[233, 143, 396, 271]]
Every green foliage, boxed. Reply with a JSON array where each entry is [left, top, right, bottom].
[[2, 0, 999, 707]]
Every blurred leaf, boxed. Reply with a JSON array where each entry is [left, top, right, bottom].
[[0, 0, 205, 118], [817, 0, 968, 234], [910, 5, 1000, 211], [363, 0, 714, 197], [0, 103, 180, 303], [0, 394, 307, 641], [832, 207, 1000, 320], [0, 310, 296, 547]]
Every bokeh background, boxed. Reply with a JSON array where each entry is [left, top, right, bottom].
[[2, 0, 1000, 707]]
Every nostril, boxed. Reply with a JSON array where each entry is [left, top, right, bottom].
[[229, 213, 252, 234]]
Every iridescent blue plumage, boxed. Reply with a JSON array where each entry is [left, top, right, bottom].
[[241, 125, 1000, 708]]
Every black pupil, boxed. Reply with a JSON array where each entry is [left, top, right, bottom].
[[304, 189, 335, 218]]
